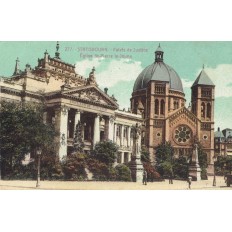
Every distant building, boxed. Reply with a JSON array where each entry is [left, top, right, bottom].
[[214, 128, 232, 156], [0, 42, 142, 164], [131, 44, 215, 174]]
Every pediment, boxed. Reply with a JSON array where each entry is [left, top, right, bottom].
[[168, 107, 199, 128], [62, 85, 118, 109]]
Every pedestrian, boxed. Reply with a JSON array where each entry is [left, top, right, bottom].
[[187, 176, 192, 189], [143, 170, 147, 185]]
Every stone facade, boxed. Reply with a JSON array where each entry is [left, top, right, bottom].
[[131, 45, 215, 174], [0, 42, 142, 165]]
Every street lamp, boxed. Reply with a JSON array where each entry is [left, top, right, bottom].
[[36, 147, 42, 188], [213, 156, 217, 187]]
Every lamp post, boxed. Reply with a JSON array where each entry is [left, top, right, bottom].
[[213, 156, 217, 187], [36, 147, 42, 188]]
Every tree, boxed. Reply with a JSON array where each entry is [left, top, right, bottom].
[[140, 147, 162, 182], [92, 140, 119, 166], [87, 158, 117, 181], [61, 153, 87, 180], [215, 156, 232, 175], [0, 101, 56, 178], [155, 141, 174, 177], [173, 155, 188, 179], [115, 164, 132, 181]]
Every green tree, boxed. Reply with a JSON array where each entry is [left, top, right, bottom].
[[215, 156, 232, 175], [61, 153, 87, 180], [140, 147, 162, 182], [92, 140, 119, 166], [173, 155, 188, 179], [155, 141, 174, 177], [115, 164, 132, 181], [0, 101, 56, 178], [140, 148, 150, 162], [87, 158, 118, 181]]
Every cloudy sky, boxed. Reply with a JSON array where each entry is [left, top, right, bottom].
[[0, 41, 231, 130]]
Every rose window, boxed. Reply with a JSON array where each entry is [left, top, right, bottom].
[[174, 125, 192, 143]]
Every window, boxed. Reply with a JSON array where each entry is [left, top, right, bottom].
[[160, 100, 165, 115], [203, 135, 208, 140], [207, 103, 211, 118], [201, 102, 205, 117], [155, 99, 159, 115], [174, 125, 192, 144]]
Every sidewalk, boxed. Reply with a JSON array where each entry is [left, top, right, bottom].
[[0, 176, 231, 190]]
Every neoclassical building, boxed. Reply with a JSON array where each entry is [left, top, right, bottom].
[[131, 45, 215, 173], [0, 42, 142, 163]]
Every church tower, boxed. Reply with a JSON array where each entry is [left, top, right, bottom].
[[131, 44, 185, 163], [191, 66, 215, 173]]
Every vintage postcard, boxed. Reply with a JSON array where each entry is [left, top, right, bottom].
[[0, 41, 231, 190]]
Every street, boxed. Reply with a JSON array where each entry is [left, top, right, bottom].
[[0, 176, 231, 190]]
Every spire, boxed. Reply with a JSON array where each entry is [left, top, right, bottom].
[[55, 41, 60, 59], [155, 43, 164, 62], [13, 57, 20, 75], [192, 66, 215, 87], [202, 64, 205, 69]]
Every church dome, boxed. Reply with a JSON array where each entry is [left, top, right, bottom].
[[133, 45, 184, 93]]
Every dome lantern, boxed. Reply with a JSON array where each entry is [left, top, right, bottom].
[[155, 43, 164, 62]]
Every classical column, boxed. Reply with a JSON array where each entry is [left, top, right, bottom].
[[127, 126, 131, 147], [55, 105, 68, 160], [120, 125, 124, 147], [74, 110, 81, 131], [108, 116, 115, 141], [114, 123, 117, 143], [104, 117, 109, 140], [121, 152, 124, 163], [93, 114, 100, 146], [128, 153, 131, 162]]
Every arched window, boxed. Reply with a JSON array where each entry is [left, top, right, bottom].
[[207, 103, 211, 118], [160, 100, 165, 115], [201, 102, 205, 118], [155, 99, 159, 115]]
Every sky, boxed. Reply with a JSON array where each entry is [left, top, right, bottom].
[[0, 41, 231, 130]]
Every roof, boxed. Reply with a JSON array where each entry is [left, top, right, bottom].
[[155, 44, 163, 53], [214, 131, 225, 138], [192, 69, 214, 87], [222, 128, 232, 138], [133, 62, 184, 92]]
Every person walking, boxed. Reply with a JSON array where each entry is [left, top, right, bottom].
[[143, 170, 147, 185], [187, 176, 192, 189]]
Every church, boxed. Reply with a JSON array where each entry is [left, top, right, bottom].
[[131, 44, 215, 174], [0, 42, 215, 174]]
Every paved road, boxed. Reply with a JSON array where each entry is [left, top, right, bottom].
[[0, 176, 231, 190]]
